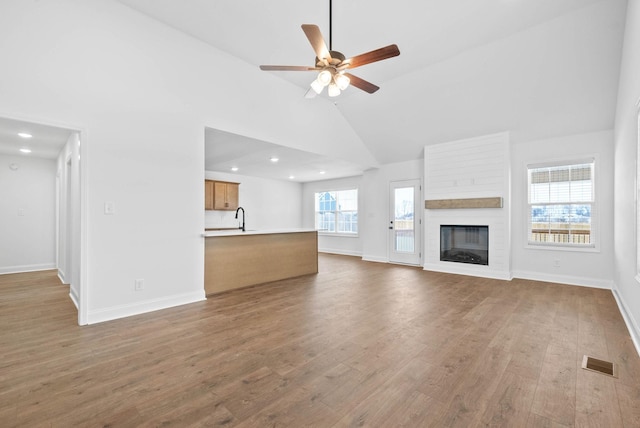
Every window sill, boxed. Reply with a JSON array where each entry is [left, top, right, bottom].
[[525, 243, 599, 253], [318, 232, 359, 238]]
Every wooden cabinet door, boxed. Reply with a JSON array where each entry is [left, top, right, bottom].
[[213, 181, 228, 209], [225, 183, 239, 210], [204, 180, 214, 210], [206, 180, 240, 211]]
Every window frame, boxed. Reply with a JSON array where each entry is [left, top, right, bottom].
[[314, 188, 359, 237], [525, 157, 599, 252], [636, 100, 640, 282]]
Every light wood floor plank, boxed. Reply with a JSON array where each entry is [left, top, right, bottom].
[[1, 256, 639, 427]]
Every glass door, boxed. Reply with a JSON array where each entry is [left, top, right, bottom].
[[389, 180, 422, 265]]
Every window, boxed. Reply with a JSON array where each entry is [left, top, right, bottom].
[[315, 189, 358, 234], [527, 159, 595, 247]]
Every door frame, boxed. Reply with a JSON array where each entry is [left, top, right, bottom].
[[388, 179, 422, 266], [1, 112, 88, 325]]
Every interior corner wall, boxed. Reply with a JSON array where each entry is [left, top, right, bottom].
[[205, 171, 302, 231], [300, 159, 424, 261], [511, 130, 615, 289], [361, 159, 424, 263], [0, 154, 57, 274], [613, 0, 640, 351]]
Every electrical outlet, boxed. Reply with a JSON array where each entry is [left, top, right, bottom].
[[553, 259, 560, 267], [104, 201, 115, 215], [134, 279, 144, 291]]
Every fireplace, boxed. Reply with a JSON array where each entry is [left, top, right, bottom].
[[440, 225, 489, 266]]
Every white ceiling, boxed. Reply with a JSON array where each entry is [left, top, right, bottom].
[[0, 117, 73, 160], [119, 0, 627, 180], [205, 128, 366, 183]]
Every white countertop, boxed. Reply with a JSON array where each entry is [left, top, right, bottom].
[[203, 228, 316, 238]]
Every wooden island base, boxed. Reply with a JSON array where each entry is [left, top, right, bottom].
[[204, 231, 318, 295]]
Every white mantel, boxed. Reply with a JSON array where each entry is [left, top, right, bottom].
[[423, 132, 511, 280]]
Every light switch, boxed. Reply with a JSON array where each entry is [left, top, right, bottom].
[[104, 201, 115, 215]]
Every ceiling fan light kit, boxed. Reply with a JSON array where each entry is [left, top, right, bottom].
[[259, 0, 400, 97], [328, 83, 341, 97], [310, 68, 351, 96]]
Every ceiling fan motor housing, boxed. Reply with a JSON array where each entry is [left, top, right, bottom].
[[316, 50, 346, 68]]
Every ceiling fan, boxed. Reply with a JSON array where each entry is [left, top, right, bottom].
[[259, 0, 400, 97]]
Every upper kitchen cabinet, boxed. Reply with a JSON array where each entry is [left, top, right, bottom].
[[205, 180, 239, 211]]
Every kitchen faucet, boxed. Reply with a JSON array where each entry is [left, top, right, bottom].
[[235, 206, 245, 232]]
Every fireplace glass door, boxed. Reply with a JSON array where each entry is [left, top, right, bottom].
[[440, 225, 489, 265]]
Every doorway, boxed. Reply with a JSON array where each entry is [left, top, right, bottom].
[[389, 179, 422, 265], [0, 116, 85, 324]]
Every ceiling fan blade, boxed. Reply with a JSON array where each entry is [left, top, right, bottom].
[[345, 44, 400, 69], [301, 24, 332, 62], [344, 73, 379, 94], [260, 65, 319, 71]]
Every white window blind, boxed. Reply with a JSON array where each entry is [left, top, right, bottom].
[[527, 160, 595, 247]]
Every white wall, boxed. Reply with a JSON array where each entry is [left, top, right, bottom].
[[361, 160, 424, 263], [0, 0, 378, 324], [301, 159, 424, 260], [511, 130, 614, 289], [205, 171, 302, 230], [0, 155, 57, 273], [613, 0, 640, 349]]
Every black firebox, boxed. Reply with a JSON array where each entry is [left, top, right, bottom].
[[440, 225, 489, 266]]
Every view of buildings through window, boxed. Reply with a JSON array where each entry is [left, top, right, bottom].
[[527, 160, 595, 246], [315, 189, 358, 234]]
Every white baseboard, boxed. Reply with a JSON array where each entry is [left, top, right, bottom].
[[511, 270, 612, 289], [69, 287, 79, 309], [424, 263, 512, 281], [611, 284, 640, 358], [361, 255, 388, 263], [319, 248, 363, 257], [58, 269, 67, 284], [87, 291, 206, 324], [0, 263, 56, 275]]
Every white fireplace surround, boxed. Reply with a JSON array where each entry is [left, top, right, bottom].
[[423, 132, 511, 280]]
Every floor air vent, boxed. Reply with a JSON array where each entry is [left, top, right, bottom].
[[581, 355, 617, 378]]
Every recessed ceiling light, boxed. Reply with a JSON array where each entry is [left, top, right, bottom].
[[18, 133, 32, 139], [19, 148, 32, 153], [319, 171, 326, 175], [270, 157, 279, 163], [231, 167, 239, 172], [288, 175, 295, 179]]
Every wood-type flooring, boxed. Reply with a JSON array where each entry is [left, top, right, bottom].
[[1, 254, 639, 427]]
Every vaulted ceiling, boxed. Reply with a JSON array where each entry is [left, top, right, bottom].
[[116, 0, 626, 177]]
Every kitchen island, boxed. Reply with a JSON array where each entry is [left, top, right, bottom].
[[203, 229, 318, 295]]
